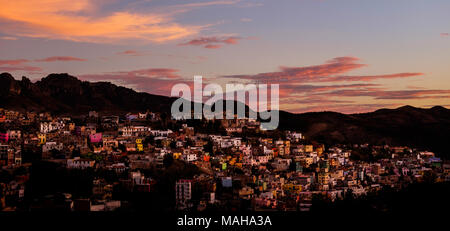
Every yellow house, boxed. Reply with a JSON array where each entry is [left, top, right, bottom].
[[137, 144, 143, 152], [222, 162, 227, 170], [173, 152, 182, 159], [318, 172, 330, 185], [316, 146, 324, 155], [38, 134, 46, 145], [161, 139, 171, 147], [283, 184, 302, 194], [136, 139, 143, 152], [330, 158, 339, 167], [304, 157, 314, 167], [305, 145, 313, 153], [68, 123, 76, 131], [284, 140, 291, 155], [261, 138, 273, 144]]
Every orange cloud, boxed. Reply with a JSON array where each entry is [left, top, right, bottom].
[[0, 0, 202, 43], [0, 36, 17, 40]]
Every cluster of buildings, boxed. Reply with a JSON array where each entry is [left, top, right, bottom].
[[0, 108, 448, 211], [174, 135, 448, 211]]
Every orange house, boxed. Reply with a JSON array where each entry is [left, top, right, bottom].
[[203, 155, 210, 162]]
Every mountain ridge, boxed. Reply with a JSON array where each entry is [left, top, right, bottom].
[[0, 72, 175, 114]]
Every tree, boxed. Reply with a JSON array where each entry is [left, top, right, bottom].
[[163, 154, 174, 168], [13, 166, 27, 176], [423, 171, 437, 183], [0, 170, 13, 183], [72, 148, 81, 158]]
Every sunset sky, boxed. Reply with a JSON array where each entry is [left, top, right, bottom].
[[1, 0, 449, 113]]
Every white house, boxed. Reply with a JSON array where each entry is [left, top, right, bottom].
[[67, 157, 95, 169]]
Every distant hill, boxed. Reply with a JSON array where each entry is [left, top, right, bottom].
[[1, 72, 449, 158], [278, 106, 450, 158], [0, 72, 175, 115]]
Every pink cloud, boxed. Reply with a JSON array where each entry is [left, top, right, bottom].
[[0, 65, 42, 72], [111, 68, 181, 79], [289, 103, 400, 114], [224, 56, 365, 81], [318, 72, 424, 82], [0, 59, 29, 65], [179, 36, 242, 49], [219, 57, 434, 112], [116, 50, 145, 56], [317, 89, 450, 100], [74, 56, 441, 113], [280, 96, 353, 105], [240, 18, 253, 22], [79, 68, 187, 96], [204, 44, 222, 49], [35, 56, 87, 62], [278, 83, 380, 97], [0, 58, 41, 72], [224, 56, 423, 83], [0, 56, 87, 73], [0, 36, 17, 40], [441, 33, 449, 37]]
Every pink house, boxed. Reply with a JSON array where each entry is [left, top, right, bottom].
[[0, 133, 8, 142], [89, 133, 102, 143]]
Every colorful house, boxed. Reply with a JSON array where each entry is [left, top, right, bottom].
[[38, 134, 46, 145], [0, 133, 8, 142], [89, 133, 103, 143], [136, 139, 143, 152]]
